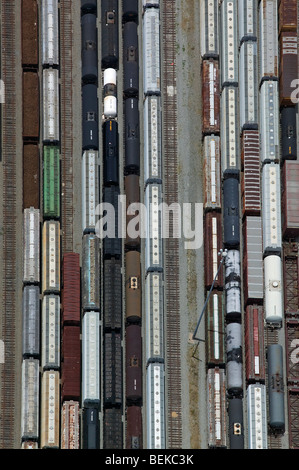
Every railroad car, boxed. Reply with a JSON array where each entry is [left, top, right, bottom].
[[126, 324, 142, 404], [125, 250, 142, 323], [241, 130, 261, 216], [123, 0, 138, 22], [202, 59, 220, 135], [278, 0, 298, 34], [40, 370, 60, 448], [226, 322, 243, 396], [203, 135, 221, 211], [145, 182, 163, 273], [82, 150, 100, 233], [225, 249, 240, 283], [103, 258, 122, 330], [22, 285, 40, 359], [143, 0, 160, 8], [143, 8, 161, 95], [41, 294, 60, 371], [101, 0, 119, 69], [81, 0, 97, 14], [264, 255, 283, 326], [23, 144, 40, 210], [41, 0, 59, 67], [220, 86, 239, 171], [146, 362, 165, 449], [281, 161, 299, 238], [82, 234, 100, 312], [207, 368, 227, 448], [61, 401, 80, 449], [220, 0, 238, 87], [144, 95, 162, 183], [23, 207, 40, 284], [243, 216, 263, 305], [82, 311, 101, 406], [285, 317, 299, 382], [225, 280, 242, 322], [81, 13, 98, 84], [61, 326, 81, 401], [21, 358, 39, 442], [125, 97, 140, 174], [239, 41, 258, 131], [125, 174, 140, 248], [23, 71, 40, 141], [259, 0, 279, 81], [62, 253, 81, 324], [103, 331, 122, 406], [103, 119, 119, 186], [42, 220, 60, 294], [282, 242, 299, 315], [21, 0, 38, 68], [228, 397, 244, 449], [42, 68, 59, 143], [82, 83, 99, 150], [102, 185, 122, 259], [244, 305, 265, 383], [43, 145, 60, 219], [259, 81, 280, 163], [103, 408, 123, 449], [247, 384, 268, 449], [200, 0, 219, 59], [267, 344, 285, 432], [238, 0, 258, 43], [222, 170, 240, 248], [82, 405, 100, 449], [204, 211, 224, 289], [103, 68, 117, 119], [145, 272, 164, 363], [205, 291, 225, 367], [123, 21, 139, 97], [261, 163, 282, 255], [126, 405, 142, 449], [279, 32, 298, 107], [280, 106, 297, 160]]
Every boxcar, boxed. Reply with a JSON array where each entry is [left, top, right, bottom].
[[103, 119, 119, 186], [228, 397, 244, 449], [145, 272, 164, 363], [101, 0, 119, 69], [202, 59, 220, 135], [103, 408, 123, 449], [125, 174, 140, 248], [125, 97, 140, 174], [239, 41, 258, 131], [144, 95, 162, 183], [280, 106, 297, 161], [82, 234, 100, 312], [281, 160, 299, 238], [125, 250, 141, 323], [279, 32, 298, 107], [143, 8, 160, 95], [82, 405, 100, 449], [241, 130, 260, 216], [264, 255, 283, 325], [278, 0, 298, 33], [244, 305, 265, 383], [61, 401, 80, 449], [220, 0, 238, 87], [81, 13, 98, 84], [61, 326, 81, 401], [247, 384, 267, 449], [204, 211, 223, 289], [243, 216, 263, 305], [146, 362, 165, 449], [207, 368, 227, 448], [103, 258, 122, 330], [259, 0, 279, 81], [220, 86, 239, 171], [205, 291, 225, 367], [23, 144, 40, 210], [238, 0, 257, 43], [223, 171, 240, 248], [126, 405, 142, 449], [103, 68, 117, 118], [43, 145, 60, 219], [200, 0, 219, 59], [123, 21, 139, 97], [123, 0, 138, 22], [23, 207, 40, 284], [261, 163, 282, 255], [42, 68, 59, 143], [226, 322, 243, 396], [82, 311, 101, 406], [203, 135, 221, 211], [21, 358, 40, 442], [21, 0, 38, 68], [145, 183, 163, 273], [41, 0, 59, 67], [103, 331, 122, 406], [62, 253, 80, 324], [40, 370, 60, 448], [42, 294, 60, 370], [82, 83, 99, 150], [23, 71, 39, 140], [126, 324, 142, 404], [22, 286, 40, 359], [82, 150, 100, 233], [267, 344, 285, 431], [102, 185, 122, 259], [42, 220, 60, 293]]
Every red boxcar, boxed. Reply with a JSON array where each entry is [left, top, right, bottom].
[[23, 71, 39, 140], [279, 0, 298, 34], [244, 305, 265, 384], [281, 161, 299, 239], [23, 143, 40, 209], [241, 130, 261, 217], [125, 324, 142, 404], [62, 253, 81, 325], [21, 0, 38, 68], [126, 406, 142, 449], [202, 59, 220, 135], [204, 211, 223, 290], [61, 326, 81, 401], [279, 32, 298, 107]]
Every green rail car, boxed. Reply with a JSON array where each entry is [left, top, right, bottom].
[[43, 145, 60, 219]]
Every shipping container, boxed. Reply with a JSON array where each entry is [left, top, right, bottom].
[[23, 144, 40, 210], [202, 59, 220, 135], [279, 32, 298, 107], [146, 362, 165, 449], [82, 150, 100, 233], [220, 0, 238, 87], [203, 135, 221, 211], [143, 8, 160, 95], [43, 145, 60, 219], [21, 359, 39, 442], [42, 68, 60, 143], [264, 255, 283, 325], [103, 331, 122, 406], [101, 0, 119, 69], [41, 0, 59, 67], [103, 408, 123, 449], [123, 21, 139, 96], [220, 86, 239, 172], [23, 71, 40, 140], [207, 368, 227, 448], [281, 161, 299, 239], [61, 401, 80, 449], [42, 220, 60, 293], [23, 208, 40, 284], [279, 0, 298, 33], [145, 182, 163, 273], [126, 324, 142, 404], [125, 174, 140, 248], [259, 0, 279, 81], [102, 185, 122, 259], [144, 95, 162, 183], [200, 0, 219, 59], [241, 130, 261, 216], [126, 405, 142, 449], [81, 13, 98, 83], [40, 370, 60, 448], [82, 234, 100, 312], [267, 344, 285, 431], [259, 80, 280, 163], [204, 211, 224, 289], [42, 294, 60, 370], [247, 384, 268, 449], [124, 96, 140, 173], [82, 311, 101, 405], [243, 216, 264, 305], [61, 326, 81, 401], [238, 0, 258, 43], [262, 163, 282, 255], [103, 258, 122, 330], [145, 272, 164, 363], [244, 305, 265, 383], [205, 291, 225, 367], [22, 285, 40, 359], [125, 251, 141, 323], [62, 253, 80, 324], [21, 0, 38, 68], [239, 41, 258, 131]]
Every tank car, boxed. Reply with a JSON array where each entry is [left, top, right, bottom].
[[225, 249, 240, 282], [126, 406, 142, 449], [103, 119, 119, 186], [226, 322, 243, 395], [146, 362, 165, 449], [264, 255, 283, 326], [81, 0, 97, 15], [228, 397, 244, 449], [82, 405, 100, 449], [123, 0, 138, 23], [267, 344, 285, 432], [145, 272, 164, 364], [103, 68, 117, 118], [81, 13, 98, 84], [101, 0, 119, 69], [125, 251, 141, 323], [126, 324, 142, 404], [123, 22, 139, 97], [143, 8, 160, 95], [225, 280, 242, 321], [124, 97, 140, 174], [281, 106, 297, 160], [223, 170, 240, 248], [125, 174, 140, 248], [82, 83, 99, 150]]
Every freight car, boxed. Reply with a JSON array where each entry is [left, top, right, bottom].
[[62, 253, 81, 325], [102, 185, 122, 259], [259, 81, 280, 163], [207, 367, 227, 448], [226, 322, 243, 396], [22, 285, 40, 359], [281, 160, 299, 238], [200, 0, 219, 59], [203, 135, 221, 211], [242, 216, 263, 305], [82, 150, 100, 233], [82, 405, 100, 449], [278, 0, 298, 33], [42, 68, 60, 143], [23, 71, 40, 141], [279, 32, 298, 107], [238, 0, 258, 43], [225, 249, 240, 283], [222, 170, 240, 248], [125, 250, 141, 323], [82, 83, 99, 150], [40, 370, 60, 448], [21, 358, 39, 442], [103, 68, 117, 119], [103, 119, 119, 186], [146, 362, 165, 449], [259, 0, 279, 81], [41, 294, 60, 371], [247, 384, 268, 449], [204, 211, 223, 289], [23, 207, 40, 284], [220, 86, 239, 171], [103, 331, 122, 406], [145, 272, 164, 363], [43, 145, 60, 219], [81, 13, 98, 84], [205, 291, 225, 367], [125, 324, 142, 404], [101, 0, 119, 69], [228, 397, 244, 449], [21, 0, 38, 68], [123, 0, 138, 22], [143, 7, 160, 95], [125, 174, 140, 248], [61, 326, 81, 401], [103, 259, 122, 330], [267, 344, 285, 432], [41, 0, 59, 67], [202, 59, 220, 136], [261, 162, 282, 256], [145, 182, 163, 273], [82, 311, 101, 406], [143, 0, 160, 8], [123, 21, 139, 97], [264, 255, 283, 326], [103, 408, 123, 449], [42, 220, 60, 294], [225, 280, 242, 322], [144, 95, 162, 183], [23, 144, 40, 210], [239, 41, 258, 131], [220, 0, 238, 87], [82, 234, 100, 312], [244, 305, 265, 383], [124, 97, 140, 174], [126, 405, 142, 449], [81, 0, 97, 15], [61, 401, 80, 449], [241, 130, 261, 217], [280, 107, 297, 160]]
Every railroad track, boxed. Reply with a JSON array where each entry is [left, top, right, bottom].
[[162, 0, 182, 449], [1, 0, 17, 448], [60, 0, 74, 254]]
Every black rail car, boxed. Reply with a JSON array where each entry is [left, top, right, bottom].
[[228, 397, 244, 449], [101, 0, 119, 69], [82, 83, 99, 150], [104, 331, 123, 407], [125, 174, 140, 248], [103, 259, 123, 330], [103, 119, 119, 186], [223, 170, 240, 248], [81, 0, 97, 15], [81, 13, 98, 84], [124, 97, 140, 174], [267, 344, 285, 432], [122, 0, 138, 23], [281, 106, 297, 160], [102, 185, 122, 259], [123, 21, 139, 97], [82, 405, 100, 449], [126, 324, 142, 405]]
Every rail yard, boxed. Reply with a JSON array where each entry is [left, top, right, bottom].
[[0, 0, 299, 451]]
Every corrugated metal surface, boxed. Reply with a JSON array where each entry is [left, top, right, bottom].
[[41, 0, 59, 66], [144, 95, 162, 183], [145, 272, 164, 362], [279, 32, 298, 106], [262, 163, 282, 255], [259, 80, 280, 163], [103, 331, 122, 406], [103, 259, 122, 330], [205, 292, 225, 367], [22, 285, 40, 358], [41, 370, 60, 448], [82, 312, 100, 405], [259, 0, 279, 80], [42, 68, 60, 142], [21, 359, 39, 441], [247, 384, 268, 449], [207, 368, 227, 448], [145, 183, 163, 273], [42, 220, 60, 293], [204, 211, 223, 289], [279, 0, 298, 33], [42, 294, 60, 370], [23, 144, 40, 210], [220, 0, 238, 87], [239, 41, 258, 130], [264, 255, 283, 325], [203, 135, 221, 211], [61, 401, 80, 449], [62, 253, 80, 324], [200, 0, 219, 58], [82, 150, 100, 233], [241, 130, 261, 216], [61, 326, 81, 401], [146, 363, 165, 449], [220, 86, 239, 171], [282, 161, 299, 238], [103, 408, 123, 449], [243, 216, 264, 304], [202, 59, 220, 135], [143, 7, 160, 95], [238, 0, 258, 42], [23, 71, 39, 140], [24, 208, 40, 284], [43, 145, 60, 219], [21, 0, 38, 67], [245, 305, 265, 383], [125, 251, 141, 322], [82, 234, 100, 312]]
